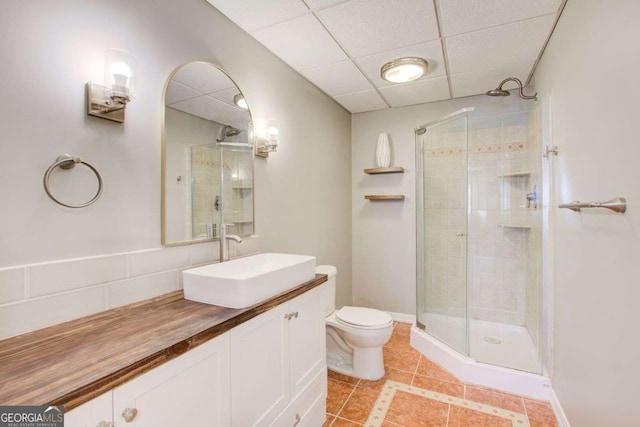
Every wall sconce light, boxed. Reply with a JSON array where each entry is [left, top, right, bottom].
[[86, 49, 136, 123], [255, 119, 280, 158]]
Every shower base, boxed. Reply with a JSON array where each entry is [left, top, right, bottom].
[[411, 316, 550, 400], [420, 313, 541, 373]]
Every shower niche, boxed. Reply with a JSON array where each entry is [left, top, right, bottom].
[[416, 105, 544, 375]]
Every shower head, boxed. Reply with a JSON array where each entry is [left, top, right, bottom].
[[216, 125, 242, 142], [486, 77, 537, 100], [485, 88, 511, 97]]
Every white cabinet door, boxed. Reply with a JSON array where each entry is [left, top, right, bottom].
[[230, 305, 288, 427], [287, 286, 326, 397], [112, 333, 230, 427], [65, 392, 113, 427]]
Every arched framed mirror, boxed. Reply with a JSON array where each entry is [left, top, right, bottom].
[[161, 62, 254, 246]]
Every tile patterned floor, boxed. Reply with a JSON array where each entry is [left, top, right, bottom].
[[324, 322, 558, 427]]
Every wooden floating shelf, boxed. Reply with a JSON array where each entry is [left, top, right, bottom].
[[498, 172, 532, 178], [364, 167, 405, 175], [365, 195, 405, 201]]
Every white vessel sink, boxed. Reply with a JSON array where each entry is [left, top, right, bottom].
[[183, 253, 317, 308]]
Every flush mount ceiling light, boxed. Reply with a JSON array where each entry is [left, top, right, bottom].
[[233, 93, 248, 110], [380, 57, 428, 83]]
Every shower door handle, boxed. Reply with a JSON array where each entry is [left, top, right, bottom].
[[456, 233, 466, 237]]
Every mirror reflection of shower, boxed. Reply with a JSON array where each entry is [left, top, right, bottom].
[[216, 125, 241, 142]]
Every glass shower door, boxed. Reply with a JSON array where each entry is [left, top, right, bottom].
[[416, 112, 469, 355]]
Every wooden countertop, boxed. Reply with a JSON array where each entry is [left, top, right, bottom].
[[0, 274, 327, 410]]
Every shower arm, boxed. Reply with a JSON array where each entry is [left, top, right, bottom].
[[497, 78, 538, 100]]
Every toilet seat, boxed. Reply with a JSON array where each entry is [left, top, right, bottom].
[[335, 306, 393, 329]]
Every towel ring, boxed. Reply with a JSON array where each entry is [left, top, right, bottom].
[[43, 154, 103, 208]]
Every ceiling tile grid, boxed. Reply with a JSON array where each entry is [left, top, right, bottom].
[[437, 0, 563, 37], [300, 60, 372, 96], [314, 0, 440, 57], [251, 13, 348, 70], [205, 0, 309, 32], [445, 14, 558, 75], [205, 0, 564, 113], [379, 76, 450, 107], [333, 89, 388, 113]]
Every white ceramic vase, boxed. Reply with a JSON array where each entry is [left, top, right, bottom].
[[375, 133, 391, 168]]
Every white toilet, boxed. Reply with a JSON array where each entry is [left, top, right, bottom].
[[317, 265, 393, 381]]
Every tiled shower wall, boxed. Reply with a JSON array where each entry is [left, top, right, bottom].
[[0, 236, 259, 341], [191, 144, 222, 239], [423, 109, 542, 339], [468, 110, 540, 327]]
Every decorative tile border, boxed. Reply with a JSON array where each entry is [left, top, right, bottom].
[[363, 380, 530, 427], [426, 142, 528, 157]]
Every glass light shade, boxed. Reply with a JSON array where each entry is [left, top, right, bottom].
[[233, 94, 248, 110], [266, 119, 280, 149], [104, 49, 136, 100], [381, 57, 428, 83]]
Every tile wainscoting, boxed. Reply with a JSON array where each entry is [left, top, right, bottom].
[[0, 236, 260, 340]]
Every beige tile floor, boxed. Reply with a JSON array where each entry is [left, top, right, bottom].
[[324, 322, 557, 427]]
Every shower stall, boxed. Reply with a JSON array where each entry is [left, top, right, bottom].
[[415, 104, 546, 379]]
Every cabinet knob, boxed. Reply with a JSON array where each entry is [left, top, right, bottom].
[[122, 407, 138, 423], [293, 311, 299, 319], [293, 413, 301, 426], [97, 422, 114, 427]]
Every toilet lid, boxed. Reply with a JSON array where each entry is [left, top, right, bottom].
[[336, 306, 393, 328]]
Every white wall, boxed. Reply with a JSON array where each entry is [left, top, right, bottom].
[[0, 0, 352, 337], [352, 95, 530, 314], [533, 0, 640, 425]]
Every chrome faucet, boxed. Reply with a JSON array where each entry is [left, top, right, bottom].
[[219, 223, 242, 263]]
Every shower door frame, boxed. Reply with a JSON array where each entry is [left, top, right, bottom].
[[415, 107, 474, 357]]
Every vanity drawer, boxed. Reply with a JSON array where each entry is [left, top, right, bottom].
[[269, 369, 326, 427]]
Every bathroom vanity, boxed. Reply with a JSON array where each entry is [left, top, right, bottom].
[[0, 275, 328, 427]]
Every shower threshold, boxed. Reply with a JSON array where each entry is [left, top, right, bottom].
[[411, 319, 550, 400]]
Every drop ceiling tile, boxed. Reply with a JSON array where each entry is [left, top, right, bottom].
[[316, 0, 439, 58], [333, 89, 388, 113], [206, 0, 310, 32], [379, 77, 450, 107], [170, 95, 239, 125], [172, 63, 236, 93], [166, 81, 202, 104], [438, 0, 562, 37], [446, 14, 556, 75], [301, 60, 372, 96], [304, 0, 349, 10], [355, 40, 445, 89], [251, 14, 348, 70], [450, 61, 535, 98]]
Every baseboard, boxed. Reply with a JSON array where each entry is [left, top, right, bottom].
[[386, 311, 416, 324], [550, 389, 571, 427]]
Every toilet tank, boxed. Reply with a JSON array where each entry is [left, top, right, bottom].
[[315, 265, 337, 317]]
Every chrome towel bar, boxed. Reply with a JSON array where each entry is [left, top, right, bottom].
[[558, 197, 626, 213]]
